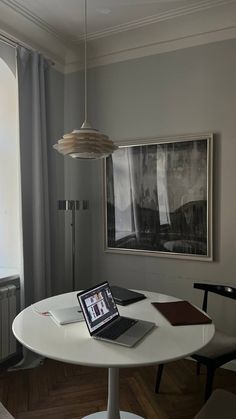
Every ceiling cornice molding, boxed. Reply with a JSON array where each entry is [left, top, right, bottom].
[[0, 23, 67, 72], [75, 0, 234, 42], [0, 0, 80, 71], [1, 0, 236, 74], [1, 0, 233, 45], [64, 24, 236, 74], [0, 0, 73, 44]]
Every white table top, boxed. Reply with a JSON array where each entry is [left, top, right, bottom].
[[12, 290, 215, 368]]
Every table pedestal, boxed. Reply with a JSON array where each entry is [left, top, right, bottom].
[[83, 367, 143, 419]]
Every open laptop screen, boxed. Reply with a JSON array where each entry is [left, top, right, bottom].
[[78, 282, 119, 334]]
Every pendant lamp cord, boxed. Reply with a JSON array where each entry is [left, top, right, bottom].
[[84, 0, 87, 123]]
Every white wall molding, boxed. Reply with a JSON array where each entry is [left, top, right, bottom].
[[0, 0, 70, 42], [0, 0, 77, 71], [1, 0, 236, 73], [65, 1, 236, 73], [65, 24, 236, 74], [75, 0, 235, 42], [1, 0, 233, 43]]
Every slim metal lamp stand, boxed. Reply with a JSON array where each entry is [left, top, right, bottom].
[[58, 199, 87, 291]]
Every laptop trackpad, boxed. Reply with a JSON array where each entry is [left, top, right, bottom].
[[116, 321, 154, 346]]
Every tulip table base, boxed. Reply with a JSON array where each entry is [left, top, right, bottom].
[[83, 367, 143, 419], [83, 413, 142, 418]]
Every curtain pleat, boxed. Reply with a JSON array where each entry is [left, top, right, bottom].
[[17, 47, 52, 307]]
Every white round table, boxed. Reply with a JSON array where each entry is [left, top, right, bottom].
[[12, 290, 214, 419]]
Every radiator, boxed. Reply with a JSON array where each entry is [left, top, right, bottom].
[[0, 285, 17, 361]]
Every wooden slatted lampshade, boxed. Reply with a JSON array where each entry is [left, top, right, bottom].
[[53, 0, 117, 159], [53, 121, 117, 159]]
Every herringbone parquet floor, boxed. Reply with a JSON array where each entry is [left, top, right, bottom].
[[0, 359, 236, 418]]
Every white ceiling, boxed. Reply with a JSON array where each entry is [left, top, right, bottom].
[[0, 0, 236, 72]]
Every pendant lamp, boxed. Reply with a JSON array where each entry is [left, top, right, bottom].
[[53, 0, 117, 159]]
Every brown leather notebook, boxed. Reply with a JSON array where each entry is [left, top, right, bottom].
[[151, 301, 212, 326]]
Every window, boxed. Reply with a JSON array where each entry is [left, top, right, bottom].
[[0, 53, 21, 271]]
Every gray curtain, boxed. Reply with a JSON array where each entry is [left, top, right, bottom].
[[17, 47, 52, 307]]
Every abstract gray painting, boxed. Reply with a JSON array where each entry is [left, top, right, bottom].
[[104, 134, 213, 260]]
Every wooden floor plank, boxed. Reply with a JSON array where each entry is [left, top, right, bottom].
[[0, 358, 235, 418]]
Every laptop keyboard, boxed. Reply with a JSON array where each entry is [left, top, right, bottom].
[[97, 317, 137, 340]]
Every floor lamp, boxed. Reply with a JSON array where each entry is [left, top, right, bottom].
[[58, 200, 88, 291]]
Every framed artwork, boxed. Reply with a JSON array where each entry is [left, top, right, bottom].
[[104, 133, 213, 261]]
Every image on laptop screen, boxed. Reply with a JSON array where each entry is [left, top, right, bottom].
[[78, 282, 118, 334]]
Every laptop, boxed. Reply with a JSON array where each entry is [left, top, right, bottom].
[[110, 285, 146, 305], [49, 306, 84, 325], [77, 281, 155, 347]]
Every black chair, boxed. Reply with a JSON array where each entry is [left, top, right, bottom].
[[155, 283, 236, 401]]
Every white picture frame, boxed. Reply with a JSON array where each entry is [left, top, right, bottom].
[[104, 133, 213, 261]]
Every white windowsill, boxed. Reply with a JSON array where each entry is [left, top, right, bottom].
[[0, 268, 20, 281]]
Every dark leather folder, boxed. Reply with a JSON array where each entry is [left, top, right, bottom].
[[151, 301, 212, 326], [110, 286, 146, 306]]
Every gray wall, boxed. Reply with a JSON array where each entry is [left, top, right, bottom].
[[64, 71, 93, 291], [63, 39, 236, 336], [83, 39, 236, 336]]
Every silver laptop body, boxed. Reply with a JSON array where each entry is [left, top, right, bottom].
[[77, 281, 155, 347]]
